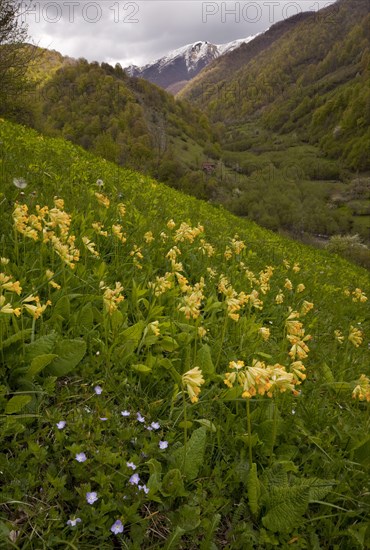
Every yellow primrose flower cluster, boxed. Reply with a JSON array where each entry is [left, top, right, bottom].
[[149, 272, 174, 297], [13, 199, 80, 268], [285, 309, 312, 360], [95, 192, 110, 208], [100, 281, 124, 315], [224, 358, 303, 399], [351, 288, 368, 303], [178, 278, 205, 320], [166, 246, 183, 272], [174, 222, 204, 243], [198, 239, 215, 257], [182, 367, 205, 403], [218, 275, 248, 321], [224, 235, 246, 259], [352, 374, 370, 402], [92, 222, 108, 237], [22, 294, 52, 319], [348, 326, 363, 348], [82, 237, 100, 258], [258, 266, 274, 294], [130, 245, 144, 269], [239, 263, 258, 287], [0, 272, 52, 319]]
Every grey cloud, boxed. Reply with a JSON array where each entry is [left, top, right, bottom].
[[24, 0, 337, 67]]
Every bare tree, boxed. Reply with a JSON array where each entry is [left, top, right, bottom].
[[0, 0, 34, 111]]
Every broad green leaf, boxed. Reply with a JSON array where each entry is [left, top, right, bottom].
[[194, 418, 217, 432], [53, 295, 70, 319], [146, 458, 162, 499], [26, 354, 58, 379], [131, 364, 152, 374], [25, 332, 58, 362], [196, 344, 214, 375], [5, 395, 32, 414], [161, 469, 187, 497], [170, 426, 207, 481], [159, 336, 178, 352], [262, 485, 310, 533], [77, 302, 94, 329], [46, 339, 87, 376], [174, 504, 200, 532], [1, 329, 32, 350], [121, 321, 145, 346]]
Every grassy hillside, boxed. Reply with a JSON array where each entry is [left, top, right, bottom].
[[0, 119, 369, 548], [177, 0, 370, 245], [5, 47, 219, 199], [180, 0, 369, 171]]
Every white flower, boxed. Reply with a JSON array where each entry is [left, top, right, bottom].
[[159, 440, 168, 449], [13, 177, 27, 189], [56, 421, 66, 430]]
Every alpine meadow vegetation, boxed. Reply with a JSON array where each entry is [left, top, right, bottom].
[[0, 119, 369, 549]]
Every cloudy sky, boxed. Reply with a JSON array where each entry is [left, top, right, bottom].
[[23, 0, 337, 67]]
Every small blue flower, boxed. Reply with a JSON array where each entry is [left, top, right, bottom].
[[136, 412, 145, 423], [100, 417, 108, 421], [151, 421, 160, 430], [126, 461, 136, 470], [121, 410, 130, 417], [129, 473, 140, 485], [159, 441, 168, 450], [110, 519, 124, 534], [66, 517, 81, 527], [86, 491, 98, 504], [139, 484, 149, 494], [75, 452, 87, 463], [94, 385, 103, 395], [56, 421, 66, 430]]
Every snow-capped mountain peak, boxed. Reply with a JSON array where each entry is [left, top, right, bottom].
[[125, 36, 257, 93]]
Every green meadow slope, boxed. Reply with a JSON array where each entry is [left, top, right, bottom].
[[0, 119, 369, 548]]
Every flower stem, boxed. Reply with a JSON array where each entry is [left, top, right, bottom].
[[215, 314, 228, 371], [246, 398, 253, 468]]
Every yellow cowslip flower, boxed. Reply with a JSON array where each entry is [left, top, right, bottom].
[[230, 236, 246, 255], [178, 288, 204, 320], [149, 272, 173, 296], [348, 326, 363, 348], [160, 231, 168, 241], [130, 245, 144, 269], [224, 360, 245, 388], [292, 263, 300, 273], [0, 273, 22, 295], [0, 257, 10, 265], [92, 222, 108, 237], [112, 224, 127, 244], [343, 289, 351, 297], [0, 295, 21, 316], [259, 266, 274, 294], [285, 310, 304, 337], [167, 219, 176, 230], [198, 239, 215, 257], [117, 203, 126, 217], [100, 281, 124, 315], [266, 364, 297, 397], [148, 321, 160, 337], [284, 279, 293, 290], [224, 247, 232, 260], [206, 267, 217, 279], [242, 264, 258, 286], [51, 235, 80, 269], [144, 231, 154, 244], [275, 291, 284, 304], [175, 272, 189, 293], [259, 327, 270, 341], [301, 301, 314, 316], [82, 236, 100, 258], [288, 334, 311, 360], [242, 360, 271, 398], [352, 288, 368, 303], [23, 295, 51, 319], [283, 259, 290, 269], [198, 326, 207, 338], [247, 289, 263, 310], [182, 367, 205, 403], [334, 330, 344, 344], [45, 269, 61, 290], [174, 222, 203, 243], [352, 374, 370, 402], [95, 192, 110, 208], [53, 197, 64, 210], [296, 284, 305, 293], [290, 361, 306, 384]]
